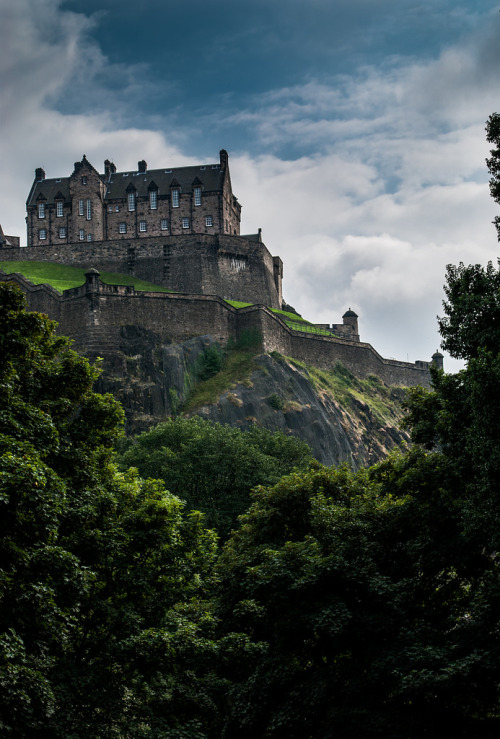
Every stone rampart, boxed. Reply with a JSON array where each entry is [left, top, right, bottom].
[[0, 232, 281, 308], [0, 270, 433, 388]]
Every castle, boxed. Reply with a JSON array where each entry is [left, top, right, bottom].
[[0, 151, 441, 402]]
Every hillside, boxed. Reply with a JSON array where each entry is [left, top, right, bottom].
[[0, 263, 410, 465], [94, 330, 409, 467]]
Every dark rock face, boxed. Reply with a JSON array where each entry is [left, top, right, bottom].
[[93, 326, 218, 436], [192, 354, 409, 468], [93, 330, 408, 467]]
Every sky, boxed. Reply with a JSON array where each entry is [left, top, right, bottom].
[[2, 0, 500, 371]]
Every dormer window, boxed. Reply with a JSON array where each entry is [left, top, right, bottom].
[[172, 189, 179, 208], [194, 186, 202, 206], [128, 191, 136, 211], [38, 203, 45, 219], [56, 201, 64, 217], [149, 190, 158, 210], [81, 176, 87, 185]]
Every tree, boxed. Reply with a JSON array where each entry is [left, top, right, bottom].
[[486, 112, 500, 240], [116, 417, 313, 540], [215, 457, 500, 738], [0, 283, 225, 737]]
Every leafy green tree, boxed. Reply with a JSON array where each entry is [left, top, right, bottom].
[[116, 417, 313, 540], [486, 112, 500, 239], [0, 283, 226, 737], [215, 455, 500, 737]]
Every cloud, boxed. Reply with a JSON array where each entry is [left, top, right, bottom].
[[0, 0, 195, 238], [230, 19, 500, 369], [1, 0, 499, 375]]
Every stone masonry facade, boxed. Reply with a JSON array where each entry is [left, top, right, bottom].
[[0, 269, 439, 388], [26, 150, 241, 247]]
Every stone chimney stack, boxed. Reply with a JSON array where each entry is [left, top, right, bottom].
[[104, 160, 116, 180], [219, 149, 229, 169], [35, 167, 45, 181], [138, 160, 147, 173]]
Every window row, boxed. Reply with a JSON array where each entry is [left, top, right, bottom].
[[118, 187, 202, 212], [117, 216, 213, 234], [39, 227, 66, 239], [37, 188, 205, 220]]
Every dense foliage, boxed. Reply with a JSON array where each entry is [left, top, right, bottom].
[[0, 283, 224, 737], [116, 417, 313, 539]]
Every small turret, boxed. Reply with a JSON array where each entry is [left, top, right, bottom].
[[431, 351, 444, 370], [342, 308, 359, 340]]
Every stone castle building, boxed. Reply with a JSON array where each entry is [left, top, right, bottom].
[[1, 149, 442, 398], [26, 150, 241, 246]]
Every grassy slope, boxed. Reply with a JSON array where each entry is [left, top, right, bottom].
[[183, 345, 405, 430], [0, 261, 173, 293], [282, 355, 404, 427], [182, 348, 258, 413]]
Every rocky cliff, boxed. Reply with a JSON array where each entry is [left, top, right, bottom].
[[93, 329, 409, 467]]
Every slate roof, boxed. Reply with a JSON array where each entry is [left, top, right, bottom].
[[27, 178, 71, 206], [27, 161, 226, 206], [105, 163, 225, 199]]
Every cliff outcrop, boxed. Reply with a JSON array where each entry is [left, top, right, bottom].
[[93, 330, 409, 467]]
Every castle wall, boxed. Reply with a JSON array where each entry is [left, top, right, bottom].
[[0, 271, 431, 388], [0, 233, 281, 308]]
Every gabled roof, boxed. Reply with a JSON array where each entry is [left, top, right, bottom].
[[27, 160, 228, 206]]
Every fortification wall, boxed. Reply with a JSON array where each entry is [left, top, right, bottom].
[[0, 271, 432, 388], [0, 232, 281, 308]]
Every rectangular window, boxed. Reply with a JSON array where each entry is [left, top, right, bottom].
[[182, 217, 190, 229], [58, 227, 67, 238], [79, 199, 84, 216], [86, 199, 92, 221], [160, 219, 169, 230], [205, 215, 213, 227], [149, 190, 158, 209], [87, 234, 92, 242], [39, 228, 47, 240], [108, 205, 113, 212], [38, 203, 45, 218], [56, 201, 63, 217], [79, 229, 85, 241], [172, 189, 179, 208], [139, 220, 147, 232], [128, 192, 136, 211], [81, 176, 87, 185], [194, 187, 201, 206], [119, 222, 127, 234], [115, 205, 120, 212]]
